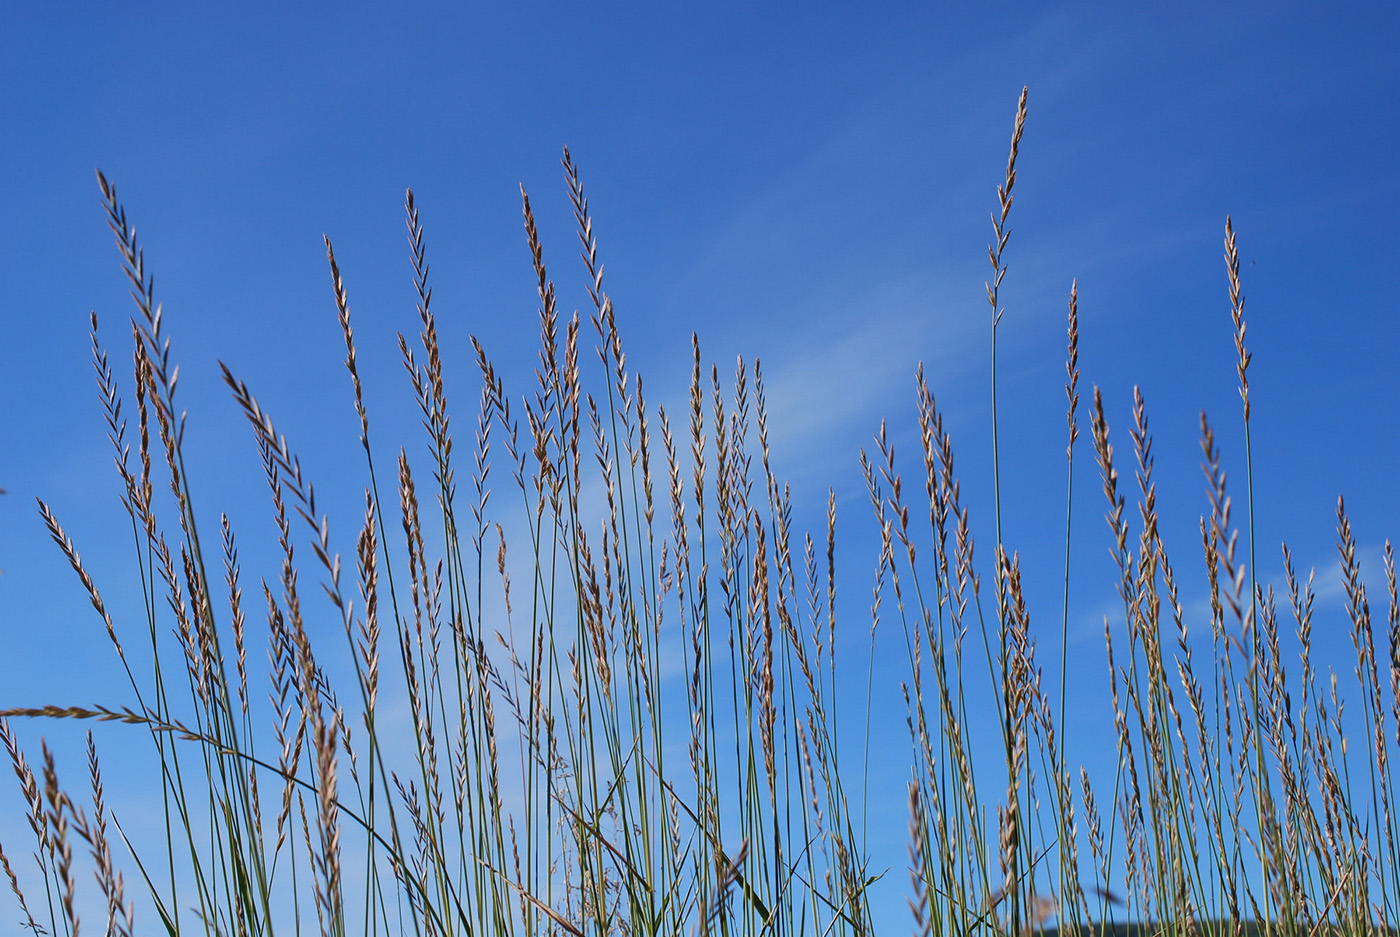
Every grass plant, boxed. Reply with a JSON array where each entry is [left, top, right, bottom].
[[2, 89, 1397, 937]]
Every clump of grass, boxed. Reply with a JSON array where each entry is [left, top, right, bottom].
[[2, 90, 1397, 937], [890, 91, 1398, 937], [3, 147, 875, 937]]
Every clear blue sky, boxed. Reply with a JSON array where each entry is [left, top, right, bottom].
[[1, 3, 1397, 931]]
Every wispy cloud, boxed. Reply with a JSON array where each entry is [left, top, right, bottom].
[[757, 274, 984, 485]]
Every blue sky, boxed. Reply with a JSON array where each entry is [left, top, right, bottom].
[[1, 3, 1398, 931]]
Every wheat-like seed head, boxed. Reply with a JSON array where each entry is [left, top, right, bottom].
[[325, 235, 369, 449], [1224, 217, 1251, 423]]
